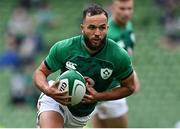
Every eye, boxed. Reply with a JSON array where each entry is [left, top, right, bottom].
[[99, 26, 106, 30], [120, 7, 125, 11], [88, 25, 96, 30], [128, 7, 132, 11]]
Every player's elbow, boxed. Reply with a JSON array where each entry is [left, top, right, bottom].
[[33, 68, 43, 85], [134, 72, 140, 92], [134, 80, 140, 92], [128, 84, 136, 94], [33, 69, 38, 85]]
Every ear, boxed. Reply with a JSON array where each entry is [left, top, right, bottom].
[[80, 24, 84, 33]]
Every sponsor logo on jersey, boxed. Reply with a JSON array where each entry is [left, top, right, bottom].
[[65, 61, 77, 70], [100, 68, 113, 80]]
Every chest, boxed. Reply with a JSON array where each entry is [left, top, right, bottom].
[[61, 55, 114, 92]]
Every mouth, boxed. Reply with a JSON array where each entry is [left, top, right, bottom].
[[123, 16, 130, 21], [92, 38, 101, 42], [92, 39, 102, 46]]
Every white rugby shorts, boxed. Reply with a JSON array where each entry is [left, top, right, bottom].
[[36, 80, 90, 128], [93, 98, 128, 119]]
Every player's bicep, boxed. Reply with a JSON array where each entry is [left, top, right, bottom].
[[38, 61, 53, 77]]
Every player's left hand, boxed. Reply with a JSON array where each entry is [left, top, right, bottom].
[[81, 83, 99, 103]]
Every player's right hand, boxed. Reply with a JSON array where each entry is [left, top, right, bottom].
[[46, 81, 71, 106]]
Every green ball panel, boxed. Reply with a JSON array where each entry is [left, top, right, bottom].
[[58, 70, 86, 96]]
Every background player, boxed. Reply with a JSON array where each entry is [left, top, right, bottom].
[[33, 5, 138, 128], [92, 0, 140, 128]]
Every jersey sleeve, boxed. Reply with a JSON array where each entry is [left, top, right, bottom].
[[45, 42, 63, 72], [114, 48, 133, 81]]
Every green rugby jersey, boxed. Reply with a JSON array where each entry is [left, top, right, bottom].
[[45, 35, 133, 117], [108, 17, 135, 50]]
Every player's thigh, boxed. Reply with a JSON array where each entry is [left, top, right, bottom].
[[92, 112, 128, 128], [92, 99, 128, 128], [39, 111, 64, 128], [92, 114, 107, 128], [104, 113, 128, 128], [95, 99, 128, 118]]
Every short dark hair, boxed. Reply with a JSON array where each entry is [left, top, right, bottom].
[[82, 5, 108, 22]]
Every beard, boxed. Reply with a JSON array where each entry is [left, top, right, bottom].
[[83, 34, 107, 51]]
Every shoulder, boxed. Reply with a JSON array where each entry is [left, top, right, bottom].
[[106, 38, 133, 80], [107, 38, 125, 53], [107, 38, 131, 61]]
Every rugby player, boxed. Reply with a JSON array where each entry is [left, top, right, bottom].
[[33, 5, 138, 128]]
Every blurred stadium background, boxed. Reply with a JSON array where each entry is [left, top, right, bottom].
[[0, 0, 180, 128]]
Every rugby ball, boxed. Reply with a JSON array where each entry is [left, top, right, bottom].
[[58, 70, 86, 106]]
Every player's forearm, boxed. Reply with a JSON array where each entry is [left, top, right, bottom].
[[96, 85, 135, 101], [33, 69, 50, 95]]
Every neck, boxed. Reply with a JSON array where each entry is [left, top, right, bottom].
[[83, 43, 100, 55], [83, 35, 106, 55]]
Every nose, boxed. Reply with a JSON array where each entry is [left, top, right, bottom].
[[124, 10, 131, 17], [94, 28, 100, 36]]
